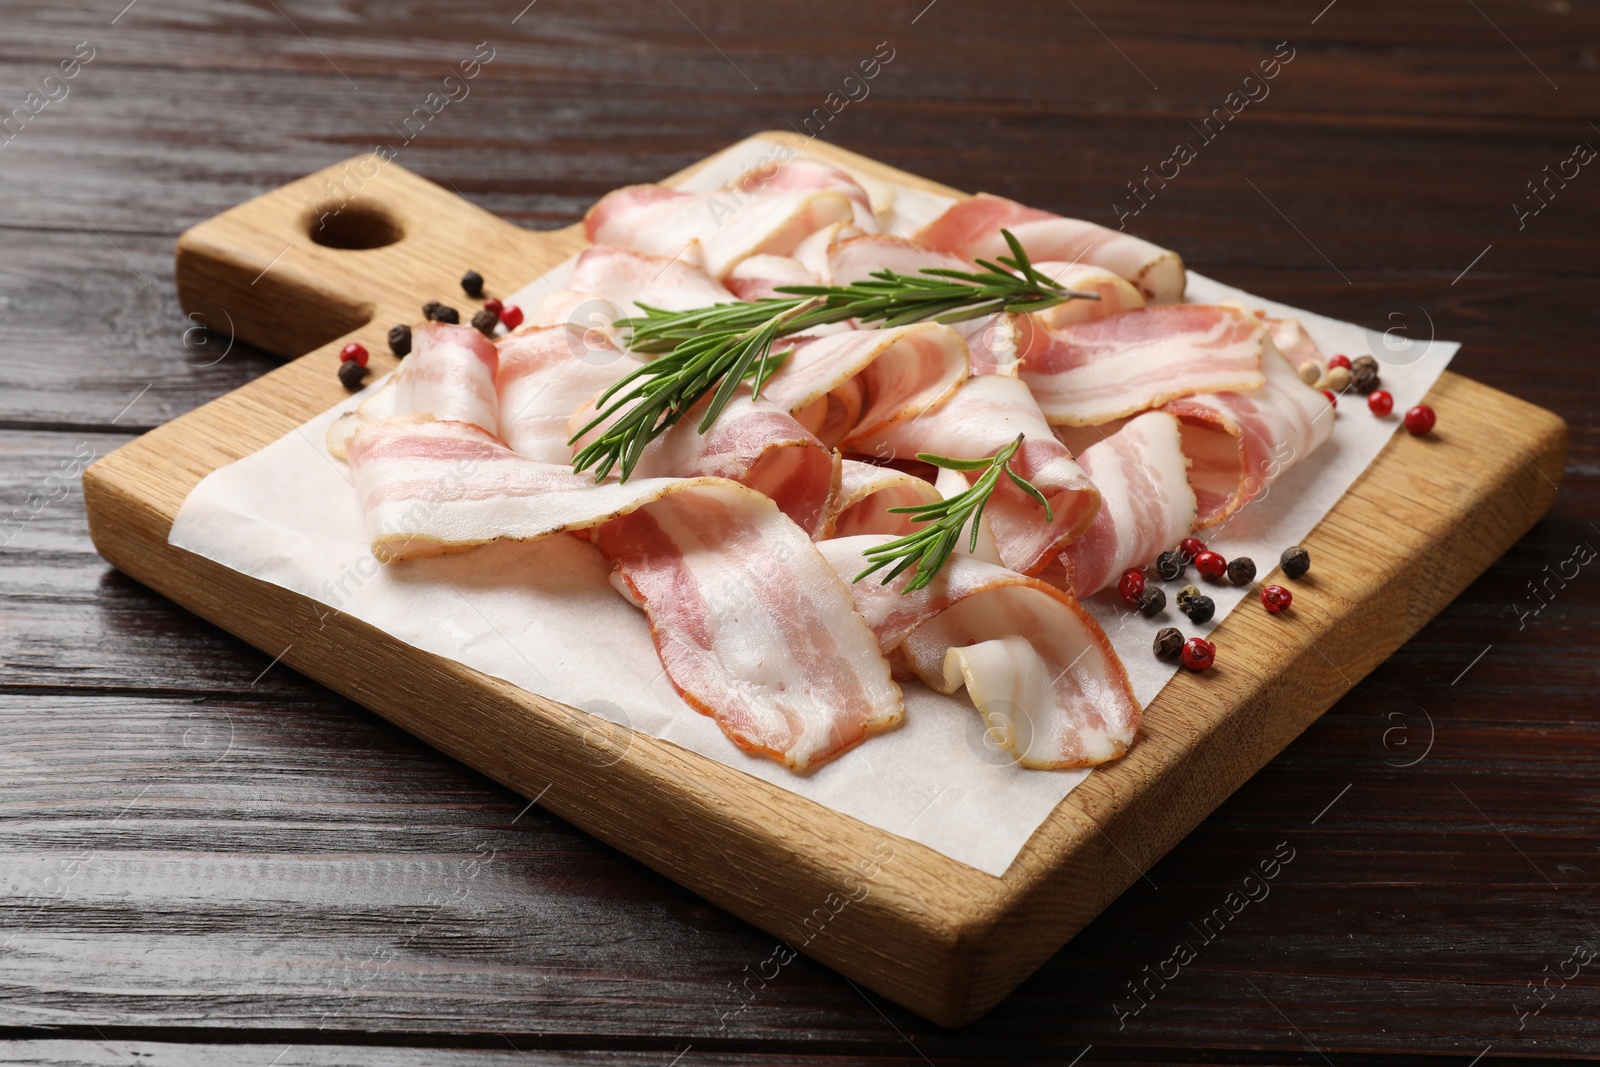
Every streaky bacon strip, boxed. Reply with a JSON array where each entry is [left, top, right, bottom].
[[857, 375, 1101, 576], [1031, 261, 1146, 328], [819, 536, 1140, 768], [391, 322, 500, 435], [761, 323, 970, 447], [914, 192, 1186, 302], [346, 416, 729, 561], [724, 253, 821, 302], [1163, 336, 1336, 528], [596, 487, 902, 771], [1057, 411, 1197, 598], [584, 182, 855, 279], [722, 155, 883, 232], [1019, 304, 1267, 426], [496, 325, 643, 463], [533, 245, 736, 332], [830, 459, 943, 538]]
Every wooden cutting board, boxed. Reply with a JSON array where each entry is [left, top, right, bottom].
[[82, 132, 1566, 1027]]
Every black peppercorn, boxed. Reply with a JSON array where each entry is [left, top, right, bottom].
[[471, 309, 499, 337], [1155, 550, 1186, 581], [387, 323, 412, 357], [1182, 594, 1215, 625], [426, 303, 460, 325], [422, 300, 441, 319], [1280, 544, 1311, 580], [461, 270, 484, 298], [1138, 586, 1166, 617], [1153, 627, 1184, 661], [337, 359, 367, 391], [1175, 584, 1201, 612], [1351, 354, 1379, 374], [1227, 556, 1256, 586], [1350, 362, 1380, 395]]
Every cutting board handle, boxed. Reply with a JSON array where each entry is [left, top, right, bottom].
[[175, 154, 585, 362]]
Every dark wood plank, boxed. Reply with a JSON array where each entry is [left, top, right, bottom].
[[2, 0, 1599, 1060]]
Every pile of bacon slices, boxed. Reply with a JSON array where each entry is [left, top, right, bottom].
[[326, 154, 1336, 775]]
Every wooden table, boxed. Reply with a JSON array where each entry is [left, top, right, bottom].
[[3, 2, 1596, 1062]]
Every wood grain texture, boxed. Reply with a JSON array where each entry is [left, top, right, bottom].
[[75, 131, 1567, 1028], [4, 0, 1598, 1061]]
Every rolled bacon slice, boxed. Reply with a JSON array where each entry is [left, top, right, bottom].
[[915, 193, 1186, 303], [819, 536, 1139, 769], [596, 487, 903, 771], [391, 321, 500, 434], [857, 375, 1101, 576], [1019, 304, 1267, 426], [1031, 262, 1146, 328], [533, 244, 737, 333], [1164, 336, 1336, 528], [722, 155, 883, 232], [1057, 411, 1198, 598], [496, 325, 643, 463], [830, 459, 944, 538], [585, 181, 855, 279], [761, 323, 970, 448]]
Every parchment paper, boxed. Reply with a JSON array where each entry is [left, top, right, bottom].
[[168, 141, 1456, 876]]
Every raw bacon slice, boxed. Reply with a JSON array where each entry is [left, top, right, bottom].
[[585, 182, 855, 279], [1057, 411, 1197, 598], [1264, 313, 1325, 376], [724, 253, 820, 302], [1164, 336, 1336, 528], [596, 487, 902, 771], [819, 537, 1139, 768], [533, 244, 737, 332], [830, 459, 943, 538], [346, 416, 729, 561], [915, 193, 1186, 302], [390, 322, 500, 435], [722, 155, 883, 232], [495, 325, 644, 463], [572, 391, 838, 537], [1019, 304, 1267, 426], [1030, 262, 1146, 328], [858, 375, 1101, 576], [761, 323, 970, 447]]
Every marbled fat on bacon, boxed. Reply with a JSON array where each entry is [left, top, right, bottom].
[[819, 536, 1139, 768], [345, 417, 729, 561], [1019, 304, 1267, 426], [495, 325, 643, 463], [761, 323, 970, 448], [1163, 336, 1335, 527], [390, 322, 500, 435], [596, 487, 902, 770], [1057, 411, 1197, 597], [721, 155, 883, 232], [533, 245, 737, 332], [584, 182, 855, 279], [830, 459, 943, 538], [858, 375, 1101, 576], [915, 192, 1187, 303]]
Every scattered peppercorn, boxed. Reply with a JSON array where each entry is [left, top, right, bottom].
[[1367, 389, 1394, 417], [1118, 568, 1147, 608], [1155, 550, 1186, 581], [1153, 627, 1185, 661], [1180, 536, 1206, 562], [1297, 360, 1320, 385], [388, 323, 412, 356], [1138, 586, 1167, 618], [1261, 584, 1293, 614], [499, 304, 525, 330], [427, 303, 461, 324], [1350, 362, 1380, 395], [1327, 354, 1352, 370], [1351, 354, 1379, 374], [422, 300, 441, 320], [1227, 556, 1256, 586], [339, 342, 368, 366], [471, 309, 499, 337], [1181, 637, 1216, 671], [1404, 404, 1436, 435], [1280, 544, 1311, 579], [1175, 584, 1201, 612], [461, 270, 484, 298], [337, 359, 367, 391], [1183, 594, 1215, 625], [484, 296, 504, 317], [1195, 549, 1228, 580], [1323, 365, 1352, 392], [1323, 389, 1338, 408]]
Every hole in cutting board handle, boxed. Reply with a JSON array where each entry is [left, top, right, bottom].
[[306, 200, 404, 250]]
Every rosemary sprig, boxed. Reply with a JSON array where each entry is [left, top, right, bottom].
[[570, 231, 1097, 481], [853, 434, 1053, 593]]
